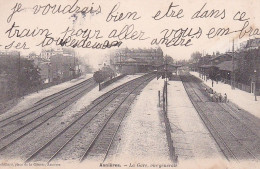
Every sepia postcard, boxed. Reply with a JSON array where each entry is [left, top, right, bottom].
[[0, 0, 259, 168]]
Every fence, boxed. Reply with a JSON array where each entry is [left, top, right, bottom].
[[162, 81, 177, 166], [220, 77, 259, 95], [23, 74, 82, 96], [99, 74, 126, 91], [162, 81, 167, 112]]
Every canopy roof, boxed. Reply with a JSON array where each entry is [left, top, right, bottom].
[[156, 64, 181, 72], [216, 61, 238, 72]]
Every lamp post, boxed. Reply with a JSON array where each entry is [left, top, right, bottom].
[[165, 55, 168, 111], [254, 69, 257, 101], [73, 51, 76, 78], [117, 51, 122, 73], [227, 72, 230, 84], [47, 62, 51, 83]]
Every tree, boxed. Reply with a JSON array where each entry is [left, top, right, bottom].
[[165, 56, 174, 64], [0, 55, 41, 101], [178, 59, 188, 66], [190, 51, 202, 63], [93, 70, 105, 83], [28, 52, 37, 59], [19, 58, 42, 93]]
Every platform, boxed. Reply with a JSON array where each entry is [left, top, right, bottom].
[[167, 79, 223, 160]]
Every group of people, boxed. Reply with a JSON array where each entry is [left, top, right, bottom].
[[205, 87, 227, 103]]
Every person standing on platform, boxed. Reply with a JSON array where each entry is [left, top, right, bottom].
[[224, 93, 227, 103], [210, 93, 214, 101], [219, 93, 222, 102]]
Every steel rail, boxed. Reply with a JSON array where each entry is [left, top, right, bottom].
[[79, 75, 155, 163], [0, 82, 97, 151], [23, 73, 155, 163], [0, 78, 94, 127], [180, 74, 237, 161], [188, 75, 259, 160]]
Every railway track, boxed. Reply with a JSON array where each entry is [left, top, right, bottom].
[[22, 72, 156, 163], [79, 75, 154, 163], [180, 73, 260, 161], [0, 78, 97, 151], [35, 78, 94, 105], [217, 103, 260, 138], [189, 76, 260, 138], [186, 75, 260, 157], [0, 78, 94, 128]]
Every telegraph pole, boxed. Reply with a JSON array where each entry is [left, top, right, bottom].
[[17, 52, 21, 97], [231, 39, 235, 89], [73, 51, 76, 78], [254, 47, 259, 101], [119, 51, 122, 73], [165, 55, 168, 111], [77, 52, 80, 75]]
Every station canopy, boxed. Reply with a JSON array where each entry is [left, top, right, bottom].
[[216, 61, 238, 72], [113, 58, 149, 66], [156, 63, 182, 73], [198, 64, 215, 69]]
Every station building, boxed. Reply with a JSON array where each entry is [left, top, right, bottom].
[[195, 38, 260, 95], [110, 48, 164, 74]]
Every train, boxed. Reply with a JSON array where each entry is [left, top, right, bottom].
[[93, 66, 115, 83]]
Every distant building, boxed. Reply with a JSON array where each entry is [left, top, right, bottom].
[[40, 48, 75, 61], [27, 53, 38, 60], [192, 38, 259, 95], [112, 47, 163, 65], [0, 71, 8, 101], [111, 48, 164, 74], [239, 41, 247, 51], [197, 52, 236, 80], [49, 54, 75, 81], [40, 48, 63, 60], [33, 57, 51, 83], [0, 51, 19, 57], [209, 53, 233, 65], [245, 38, 260, 50], [35, 48, 77, 82]]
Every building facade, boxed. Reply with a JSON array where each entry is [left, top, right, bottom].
[[111, 48, 164, 74]]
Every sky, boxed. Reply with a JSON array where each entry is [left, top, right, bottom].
[[0, 0, 259, 68]]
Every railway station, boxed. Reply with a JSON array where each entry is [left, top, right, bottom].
[[1, 44, 259, 167], [0, 3, 259, 167]]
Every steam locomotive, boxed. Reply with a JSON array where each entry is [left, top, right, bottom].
[[93, 66, 115, 83]]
